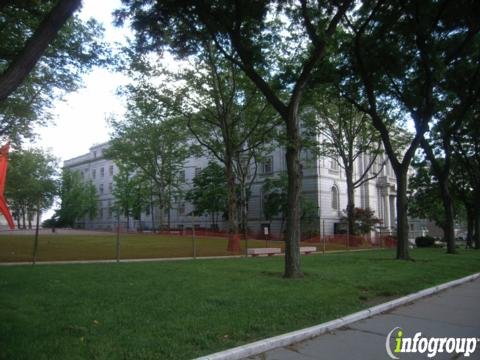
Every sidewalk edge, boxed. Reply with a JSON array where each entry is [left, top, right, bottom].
[[195, 272, 480, 360]]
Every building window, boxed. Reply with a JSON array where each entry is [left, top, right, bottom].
[[330, 159, 339, 171], [99, 184, 104, 195], [194, 167, 201, 177], [109, 165, 114, 176], [145, 205, 150, 216], [108, 183, 113, 193], [331, 186, 339, 210], [178, 203, 185, 215], [262, 157, 273, 174], [100, 167, 104, 177], [179, 169, 186, 182], [99, 207, 104, 219], [92, 169, 96, 179]]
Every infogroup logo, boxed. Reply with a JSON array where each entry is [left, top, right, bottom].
[[385, 327, 479, 359]]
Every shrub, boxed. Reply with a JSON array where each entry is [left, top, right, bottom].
[[415, 235, 435, 248]]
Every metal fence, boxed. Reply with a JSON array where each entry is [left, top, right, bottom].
[[0, 218, 397, 264]]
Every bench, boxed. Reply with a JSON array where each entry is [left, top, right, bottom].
[[247, 248, 282, 257], [300, 246, 317, 255]]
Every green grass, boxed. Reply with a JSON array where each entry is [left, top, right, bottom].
[[0, 233, 349, 262], [0, 249, 479, 359]]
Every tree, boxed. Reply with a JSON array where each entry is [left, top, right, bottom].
[[450, 159, 476, 249], [340, 0, 479, 259], [452, 106, 480, 249], [233, 147, 263, 239], [56, 169, 97, 228], [262, 172, 317, 237], [5, 148, 57, 229], [309, 97, 385, 235], [262, 174, 289, 233], [408, 160, 446, 230], [115, 0, 353, 278], [105, 91, 192, 230], [341, 208, 380, 235], [111, 166, 149, 230], [185, 161, 228, 227], [156, 44, 277, 251], [0, 1, 107, 145]]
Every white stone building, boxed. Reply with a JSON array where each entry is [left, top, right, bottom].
[[64, 141, 397, 238]]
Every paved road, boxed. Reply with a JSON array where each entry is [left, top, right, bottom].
[[247, 278, 480, 360]]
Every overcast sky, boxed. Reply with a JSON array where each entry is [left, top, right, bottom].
[[33, 0, 129, 164]]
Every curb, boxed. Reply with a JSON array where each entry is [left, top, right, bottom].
[[196, 272, 480, 360]]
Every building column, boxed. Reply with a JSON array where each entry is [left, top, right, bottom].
[[383, 192, 390, 229]]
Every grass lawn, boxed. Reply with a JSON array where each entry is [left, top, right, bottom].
[[0, 249, 478, 359], [0, 232, 350, 262]]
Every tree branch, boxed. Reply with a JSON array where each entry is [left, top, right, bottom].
[[0, 0, 82, 102]]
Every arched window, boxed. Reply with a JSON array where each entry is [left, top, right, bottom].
[[331, 186, 339, 210]]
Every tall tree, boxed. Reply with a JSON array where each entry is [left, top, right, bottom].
[[106, 90, 192, 230], [157, 44, 277, 251], [310, 97, 386, 235], [112, 165, 149, 230], [115, 0, 353, 277], [5, 148, 57, 228], [418, 1, 480, 254], [185, 161, 228, 227], [340, 0, 479, 259], [453, 106, 480, 249], [56, 169, 97, 228]]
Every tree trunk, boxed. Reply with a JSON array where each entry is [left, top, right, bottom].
[[474, 193, 480, 250], [225, 158, 240, 252], [284, 111, 303, 278], [240, 182, 248, 240], [465, 204, 474, 248], [345, 167, 355, 236], [22, 208, 26, 229], [439, 178, 456, 254], [395, 169, 410, 260], [421, 140, 456, 254]]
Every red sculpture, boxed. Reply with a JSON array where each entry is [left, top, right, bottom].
[[0, 143, 15, 229]]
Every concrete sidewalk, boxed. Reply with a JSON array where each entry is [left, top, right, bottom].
[[246, 278, 480, 360]]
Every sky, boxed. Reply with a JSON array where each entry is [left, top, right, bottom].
[[33, 0, 130, 163]]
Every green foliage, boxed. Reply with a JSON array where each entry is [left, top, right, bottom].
[[185, 162, 227, 223], [407, 159, 465, 230], [415, 236, 436, 248], [55, 169, 98, 228], [112, 166, 149, 222], [0, 1, 107, 145], [341, 207, 380, 235], [5, 148, 58, 227], [106, 99, 192, 224], [262, 174, 289, 223], [262, 173, 316, 223]]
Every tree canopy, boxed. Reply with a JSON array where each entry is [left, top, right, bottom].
[[5, 148, 58, 228], [0, 0, 107, 145], [55, 169, 97, 228]]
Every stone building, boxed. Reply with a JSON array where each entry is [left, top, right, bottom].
[[64, 141, 397, 238]]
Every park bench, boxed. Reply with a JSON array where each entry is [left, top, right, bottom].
[[247, 248, 282, 257], [300, 246, 317, 255]]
